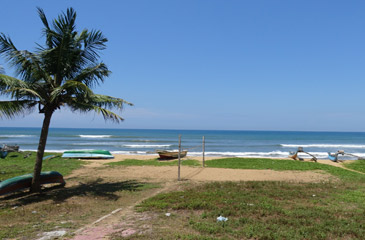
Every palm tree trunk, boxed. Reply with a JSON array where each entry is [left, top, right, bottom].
[[30, 111, 53, 193]]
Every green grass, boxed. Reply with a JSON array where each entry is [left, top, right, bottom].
[[134, 181, 365, 240], [205, 158, 365, 182], [0, 152, 85, 181], [107, 158, 201, 167], [344, 160, 365, 173]]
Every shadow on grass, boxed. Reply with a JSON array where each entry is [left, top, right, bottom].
[[2, 178, 144, 205]]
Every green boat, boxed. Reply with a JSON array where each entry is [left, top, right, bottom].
[[62, 150, 114, 159], [0, 171, 65, 196]]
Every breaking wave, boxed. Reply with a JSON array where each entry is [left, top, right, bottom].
[[281, 144, 365, 149]]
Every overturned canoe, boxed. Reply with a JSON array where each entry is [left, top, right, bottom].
[[156, 150, 187, 160], [0, 151, 8, 159], [0, 171, 65, 196], [62, 150, 114, 159]]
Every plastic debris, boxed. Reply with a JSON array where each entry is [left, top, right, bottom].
[[37, 230, 67, 240], [165, 213, 171, 217], [217, 215, 228, 222]]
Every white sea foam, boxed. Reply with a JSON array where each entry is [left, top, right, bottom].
[[188, 151, 335, 159], [123, 144, 171, 148], [79, 135, 112, 138], [72, 142, 120, 146], [111, 151, 154, 155], [281, 144, 365, 149], [19, 149, 365, 159], [0, 135, 35, 138]]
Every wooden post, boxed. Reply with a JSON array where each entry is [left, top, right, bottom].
[[178, 135, 181, 181], [202, 136, 205, 167]]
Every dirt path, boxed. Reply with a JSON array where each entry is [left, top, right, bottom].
[[70, 180, 178, 240]]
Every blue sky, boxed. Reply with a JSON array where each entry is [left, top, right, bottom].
[[1, 0, 365, 131]]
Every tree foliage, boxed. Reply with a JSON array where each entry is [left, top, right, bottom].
[[0, 8, 132, 192]]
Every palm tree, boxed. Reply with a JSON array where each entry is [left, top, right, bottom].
[[0, 8, 132, 192]]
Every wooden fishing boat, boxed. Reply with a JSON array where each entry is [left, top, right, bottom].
[[62, 150, 114, 159], [328, 150, 365, 162], [156, 150, 187, 160], [289, 147, 317, 162], [0, 144, 19, 159], [0, 171, 65, 196], [1, 144, 19, 152]]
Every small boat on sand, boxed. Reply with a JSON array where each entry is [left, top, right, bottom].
[[1, 144, 19, 152], [62, 150, 114, 159], [0, 144, 20, 159], [0, 171, 65, 196], [156, 150, 187, 160]]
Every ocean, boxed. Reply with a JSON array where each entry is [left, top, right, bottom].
[[1, 127, 365, 160]]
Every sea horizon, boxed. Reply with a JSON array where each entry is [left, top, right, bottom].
[[2, 127, 365, 160]]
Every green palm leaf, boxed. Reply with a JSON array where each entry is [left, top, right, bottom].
[[0, 100, 37, 118]]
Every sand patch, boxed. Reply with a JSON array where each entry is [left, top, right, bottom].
[[94, 165, 333, 183], [67, 154, 338, 183]]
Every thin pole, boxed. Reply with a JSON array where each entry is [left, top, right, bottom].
[[202, 136, 205, 167], [178, 135, 181, 181]]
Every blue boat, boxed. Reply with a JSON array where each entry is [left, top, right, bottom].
[[62, 150, 114, 159]]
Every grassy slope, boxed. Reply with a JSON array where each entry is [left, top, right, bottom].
[[344, 160, 365, 173]]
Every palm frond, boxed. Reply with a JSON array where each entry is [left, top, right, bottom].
[[67, 99, 125, 123], [3, 87, 42, 100], [0, 100, 37, 118], [0, 74, 29, 91], [88, 94, 133, 110], [50, 80, 93, 102], [72, 63, 110, 87], [78, 30, 107, 65], [0, 34, 48, 82]]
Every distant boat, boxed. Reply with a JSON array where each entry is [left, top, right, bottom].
[[327, 150, 365, 162], [1, 144, 19, 153], [62, 150, 114, 159], [156, 150, 187, 160]]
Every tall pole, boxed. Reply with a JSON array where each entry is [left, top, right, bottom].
[[202, 136, 205, 167], [178, 135, 181, 181]]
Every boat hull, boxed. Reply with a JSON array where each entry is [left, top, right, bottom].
[[0, 171, 65, 196], [62, 150, 114, 159], [157, 150, 187, 160]]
